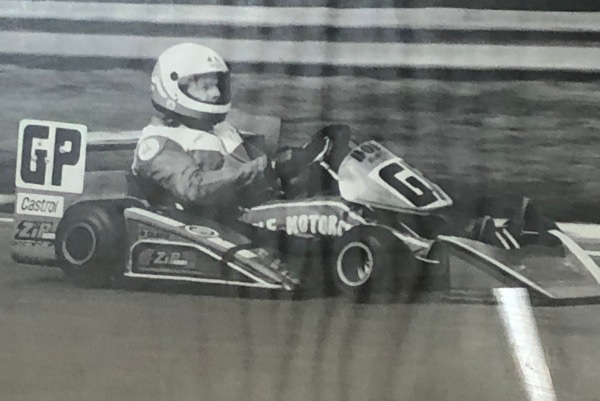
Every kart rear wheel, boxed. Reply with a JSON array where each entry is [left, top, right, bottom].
[[332, 229, 417, 302], [56, 204, 126, 288]]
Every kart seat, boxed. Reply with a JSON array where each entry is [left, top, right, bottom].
[[128, 173, 178, 208], [128, 173, 247, 226]]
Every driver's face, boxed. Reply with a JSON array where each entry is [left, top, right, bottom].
[[183, 73, 220, 103]]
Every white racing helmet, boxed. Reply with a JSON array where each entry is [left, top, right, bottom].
[[151, 43, 231, 126]]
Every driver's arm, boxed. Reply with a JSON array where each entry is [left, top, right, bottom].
[[132, 137, 266, 206]]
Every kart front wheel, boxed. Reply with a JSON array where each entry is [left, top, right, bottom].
[[56, 204, 125, 288], [332, 229, 416, 302]]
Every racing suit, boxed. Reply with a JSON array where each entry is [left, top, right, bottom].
[[131, 117, 274, 213]]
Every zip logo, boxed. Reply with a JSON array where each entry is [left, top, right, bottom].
[[16, 119, 87, 194], [150, 251, 188, 267], [14, 221, 56, 242]]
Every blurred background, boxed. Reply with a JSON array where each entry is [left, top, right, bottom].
[[2, 0, 600, 220]]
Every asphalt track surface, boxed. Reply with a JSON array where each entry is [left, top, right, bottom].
[[1, 222, 600, 401]]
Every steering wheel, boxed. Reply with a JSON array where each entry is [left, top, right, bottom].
[[275, 124, 352, 179]]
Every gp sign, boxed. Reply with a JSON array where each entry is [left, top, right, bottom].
[[15, 119, 87, 194]]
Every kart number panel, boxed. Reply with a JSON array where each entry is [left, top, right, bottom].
[[338, 140, 452, 213]]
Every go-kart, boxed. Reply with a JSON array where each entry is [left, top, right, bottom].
[[11, 117, 600, 303]]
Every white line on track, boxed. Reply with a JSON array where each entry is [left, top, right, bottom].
[[0, 218, 14, 223], [494, 288, 557, 401], [3, 1, 600, 31]]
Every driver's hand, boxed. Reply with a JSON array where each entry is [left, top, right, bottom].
[[253, 154, 268, 171], [253, 154, 278, 184]]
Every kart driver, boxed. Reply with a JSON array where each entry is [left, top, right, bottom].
[[132, 42, 349, 217], [131, 43, 275, 214]]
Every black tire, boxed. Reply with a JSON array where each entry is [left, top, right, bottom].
[[331, 228, 418, 302], [56, 204, 126, 288]]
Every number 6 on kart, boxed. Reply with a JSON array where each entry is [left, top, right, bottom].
[[16, 119, 87, 194]]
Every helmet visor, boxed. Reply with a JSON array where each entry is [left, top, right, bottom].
[[178, 71, 231, 106]]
